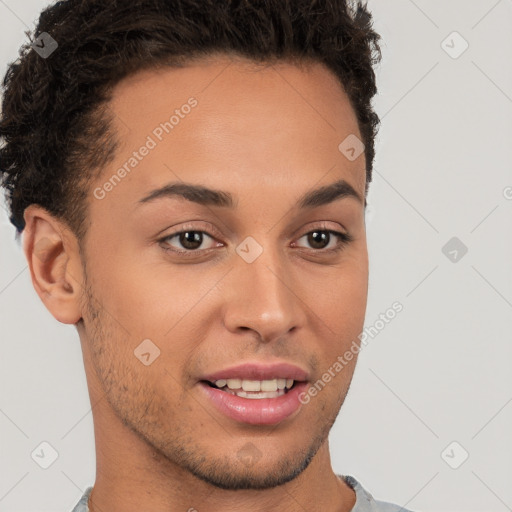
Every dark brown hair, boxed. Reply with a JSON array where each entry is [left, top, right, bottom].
[[0, 0, 381, 241]]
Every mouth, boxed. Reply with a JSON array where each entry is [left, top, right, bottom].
[[197, 361, 310, 425], [201, 378, 299, 399]]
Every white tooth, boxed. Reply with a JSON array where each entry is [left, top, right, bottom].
[[215, 379, 227, 388], [245, 391, 275, 399], [226, 378, 242, 389], [260, 379, 278, 392], [285, 379, 294, 389], [235, 390, 285, 399], [241, 380, 261, 392], [276, 378, 286, 390]]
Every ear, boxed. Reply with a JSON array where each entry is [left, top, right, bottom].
[[22, 205, 84, 324]]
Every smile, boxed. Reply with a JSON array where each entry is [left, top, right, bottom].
[[206, 378, 296, 399]]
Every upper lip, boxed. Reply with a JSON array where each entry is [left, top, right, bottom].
[[200, 361, 310, 382]]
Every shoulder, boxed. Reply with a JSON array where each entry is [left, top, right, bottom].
[[340, 474, 416, 512], [70, 486, 92, 512]]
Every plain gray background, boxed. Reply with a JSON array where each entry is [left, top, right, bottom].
[[1, 1, 511, 511]]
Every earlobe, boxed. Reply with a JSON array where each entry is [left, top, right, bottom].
[[22, 205, 83, 325]]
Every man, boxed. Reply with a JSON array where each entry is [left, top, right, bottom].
[[0, 0, 413, 510]]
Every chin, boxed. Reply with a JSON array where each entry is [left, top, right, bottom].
[[189, 460, 311, 490], [183, 439, 321, 491]]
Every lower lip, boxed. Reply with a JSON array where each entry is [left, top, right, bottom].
[[198, 381, 308, 425]]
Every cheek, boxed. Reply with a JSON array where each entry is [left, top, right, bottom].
[[90, 251, 177, 335], [310, 257, 368, 373], [318, 260, 368, 328]]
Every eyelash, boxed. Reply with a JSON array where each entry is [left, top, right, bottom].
[[158, 222, 354, 258]]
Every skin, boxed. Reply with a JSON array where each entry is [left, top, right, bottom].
[[23, 55, 369, 512]]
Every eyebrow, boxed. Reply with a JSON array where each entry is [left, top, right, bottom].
[[138, 178, 364, 209]]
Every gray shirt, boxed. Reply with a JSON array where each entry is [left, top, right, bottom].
[[71, 474, 414, 511]]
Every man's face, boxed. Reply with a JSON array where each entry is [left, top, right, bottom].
[[78, 56, 368, 490]]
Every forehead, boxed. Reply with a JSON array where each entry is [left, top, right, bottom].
[[95, 55, 366, 208]]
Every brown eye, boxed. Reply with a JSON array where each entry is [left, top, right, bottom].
[[161, 230, 218, 252], [296, 229, 352, 252], [177, 231, 204, 250], [306, 230, 331, 250]]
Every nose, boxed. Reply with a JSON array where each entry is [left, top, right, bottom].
[[222, 241, 306, 343]]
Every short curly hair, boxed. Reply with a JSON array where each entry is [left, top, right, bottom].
[[0, 0, 381, 241]]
